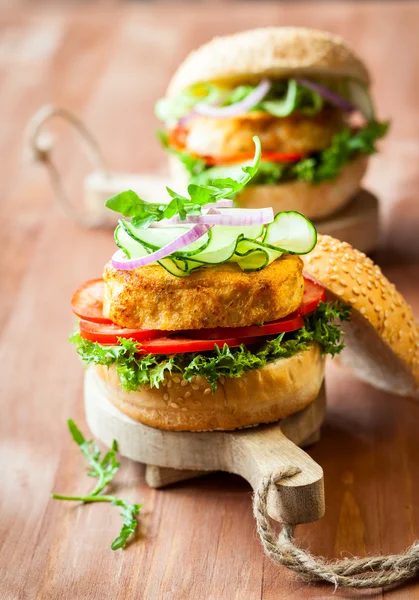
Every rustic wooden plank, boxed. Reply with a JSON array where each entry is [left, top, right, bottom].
[[1, 2, 419, 599]]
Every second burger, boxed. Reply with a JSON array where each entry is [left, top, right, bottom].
[[156, 27, 388, 220]]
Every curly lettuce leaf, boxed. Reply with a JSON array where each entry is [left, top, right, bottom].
[[70, 302, 350, 393]]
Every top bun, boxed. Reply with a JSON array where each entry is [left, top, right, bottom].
[[167, 27, 370, 97], [303, 236, 419, 398]]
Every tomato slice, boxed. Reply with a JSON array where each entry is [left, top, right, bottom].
[[169, 126, 188, 150], [137, 336, 251, 354], [186, 313, 304, 341], [71, 279, 113, 325], [299, 277, 326, 315], [79, 320, 165, 345], [204, 151, 304, 166], [168, 127, 304, 165]]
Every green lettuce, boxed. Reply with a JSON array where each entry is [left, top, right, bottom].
[[70, 302, 350, 393], [187, 120, 389, 187]]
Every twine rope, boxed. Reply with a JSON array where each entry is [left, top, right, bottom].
[[26, 105, 109, 228], [253, 467, 419, 589]]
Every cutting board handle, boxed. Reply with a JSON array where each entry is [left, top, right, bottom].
[[227, 426, 324, 525]]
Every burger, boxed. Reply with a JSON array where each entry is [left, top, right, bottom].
[[156, 27, 388, 221], [70, 139, 350, 431]]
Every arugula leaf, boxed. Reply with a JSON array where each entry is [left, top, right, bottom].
[[105, 136, 261, 228], [52, 420, 142, 551], [71, 302, 349, 393], [110, 499, 141, 551]]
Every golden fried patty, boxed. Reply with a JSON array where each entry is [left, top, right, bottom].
[[103, 255, 304, 331], [185, 108, 344, 158]]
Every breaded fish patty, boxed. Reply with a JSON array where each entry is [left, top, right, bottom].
[[103, 255, 304, 331], [185, 108, 344, 158]]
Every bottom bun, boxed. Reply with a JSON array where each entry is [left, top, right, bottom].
[[236, 156, 368, 220], [169, 155, 368, 222], [93, 344, 325, 431]]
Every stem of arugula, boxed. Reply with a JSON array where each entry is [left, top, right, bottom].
[[51, 493, 115, 503]]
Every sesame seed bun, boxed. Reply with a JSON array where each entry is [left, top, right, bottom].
[[303, 236, 419, 398], [167, 27, 370, 97], [169, 155, 368, 221], [91, 344, 325, 431]]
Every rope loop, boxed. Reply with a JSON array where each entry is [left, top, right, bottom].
[[26, 105, 109, 228], [253, 467, 419, 589]]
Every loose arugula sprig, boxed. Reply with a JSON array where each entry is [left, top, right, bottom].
[[51, 420, 142, 551], [105, 137, 262, 229]]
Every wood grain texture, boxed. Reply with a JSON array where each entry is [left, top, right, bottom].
[[1, 2, 419, 599]]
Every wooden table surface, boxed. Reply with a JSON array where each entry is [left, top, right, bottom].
[[1, 2, 419, 598]]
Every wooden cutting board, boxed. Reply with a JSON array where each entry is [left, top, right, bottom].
[[85, 368, 326, 526]]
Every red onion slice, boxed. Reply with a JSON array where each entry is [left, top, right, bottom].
[[178, 90, 230, 126], [296, 78, 356, 113], [150, 207, 274, 227], [214, 199, 234, 207], [194, 79, 271, 119], [112, 224, 212, 270]]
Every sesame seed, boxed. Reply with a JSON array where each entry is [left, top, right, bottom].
[[360, 307, 366, 315], [163, 393, 169, 401], [181, 407, 188, 412], [337, 290, 344, 296], [181, 379, 188, 387], [352, 287, 360, 296], [185, 391, 191, 398], [172, 377, 181, 384], [170, 402, 179, 409], [191, 384, 199, 391], [167, 380, 172, 388], [340, 279, 348, 287], [204, 388, 211, 395], [375, 305, 382, 312], [356, 277, 363, 286]]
